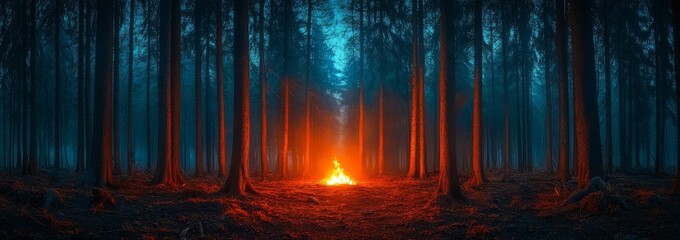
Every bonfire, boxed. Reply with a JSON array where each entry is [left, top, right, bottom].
[[321, 158, 356, 186]]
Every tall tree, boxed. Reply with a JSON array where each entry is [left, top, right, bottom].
[[216, 0, 228, 177], [408, 0, 419, 178], [85, 0, 115, 187], [502, 0, 511, 176], [259, 0, 268, 180], [152, 0, 185, 186], [417, 0, 427, 179], [555, 0, 570, 182], [113, 0, 123, 175], [302, 0, 312, 178], [54, 0, 62, 170], [76, 0, 85, 173], [653, 0, 668, 176], [569, 0, 603, 188], [469, 0, 487, 187], [127, 0, 136, 175], [437, 0, 465, 201], [673, 0, 680, 193], [602, 0, 612, 174], [377, 0, 385, 176], [146, 0, 153, 171], [194, 0, 204, 177], [358, 0, 365, 175], [223, 0, 256, 195], [279, 0, 291, 177], [26, 0, 38, 175], [543, 0, 554, 174]]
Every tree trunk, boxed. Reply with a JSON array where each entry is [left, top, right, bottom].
[[152, 0, 184, 186], [86, 0, 115, 187], [555, 0, 570, 182], [27, 0, 38, 175], [469, 0, 487, 187], [113, 0, 122, 175], [569, 0, 603, 189], [223, 0, 255, 195], [544, 0, 554, 174], [377, 0, 385, 176], [194, 0, 204, 177], [127, 0, 135, 176], [85, 0, 93, 172], [303, 0, 312, 178], [358, 0, 365, 175], [417, 0, 427, 179], [653, 0, 666, 177], [502, 2, 511, 176], [437, 0, 465, 201], [170, 0, 183, 184], [54, 0, 62, 170], [672, 0, 680, 193], [216, 0, 228, 177], [259, 0, 268, 180], [76, 0, 85, 173], [280, 0, 291, 177], [146, 0, 153, 171], [408, 0, 419, 178]]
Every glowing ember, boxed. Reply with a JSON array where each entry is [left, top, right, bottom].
[[321, 158, 356, 186]]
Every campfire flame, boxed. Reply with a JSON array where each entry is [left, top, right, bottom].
[[321, 158, 356, 186]]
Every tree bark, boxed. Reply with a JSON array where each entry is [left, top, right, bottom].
[[437, 0, 466, 201], [113, 0, 122, 175], [54, 0, 62, 170], [569, 0, 603, 188], [223, 0, 255, 195], [303, 0, 312, 178], [259, 0, 268, 181], [544, 0, 554, 174], [408, 0, 419, 178], [502, 1, 511, 176], [127, 0, 136, 176], [77, 0, 85, 173], [602, 0, 612, 174], [86, 0, 115, 188], [146, 0, 153, 171], [469, 0, 487, 187], [358, 0, 365, 175], [152, 0, 184, 186], [216, 0, 228, 177], [555, 0, 570, 182], [194, 0, 204, 177], [672, 0, 680, 193]]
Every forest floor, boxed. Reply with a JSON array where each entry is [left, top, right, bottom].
[[0, 169, 679, 239]]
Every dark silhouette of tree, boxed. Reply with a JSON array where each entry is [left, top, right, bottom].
[[113, 0, 122, 176], [152, 0, 184, 187], [302, 0, 312, 178], [259, 0, 268, 181], [54, 0, 62, 170], [673, 0, 680, 193], [569, 0, 603, 188], [85, 0, 115, 188], [469, 0, 487, 187], [555, 0, 570, 182], [216, 0, 227, 178], [127, 0, 136, 176], [223, 0, 256, 195], [194, 0, 204, 177], [437, 0, 465, 201]]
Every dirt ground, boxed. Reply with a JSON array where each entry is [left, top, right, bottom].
[[0, 170, 678, 239]]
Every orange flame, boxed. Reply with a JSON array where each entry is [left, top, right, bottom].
[[321, 158, 356, 186]]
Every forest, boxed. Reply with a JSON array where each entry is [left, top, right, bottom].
[[0, 0, 680, 238]]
